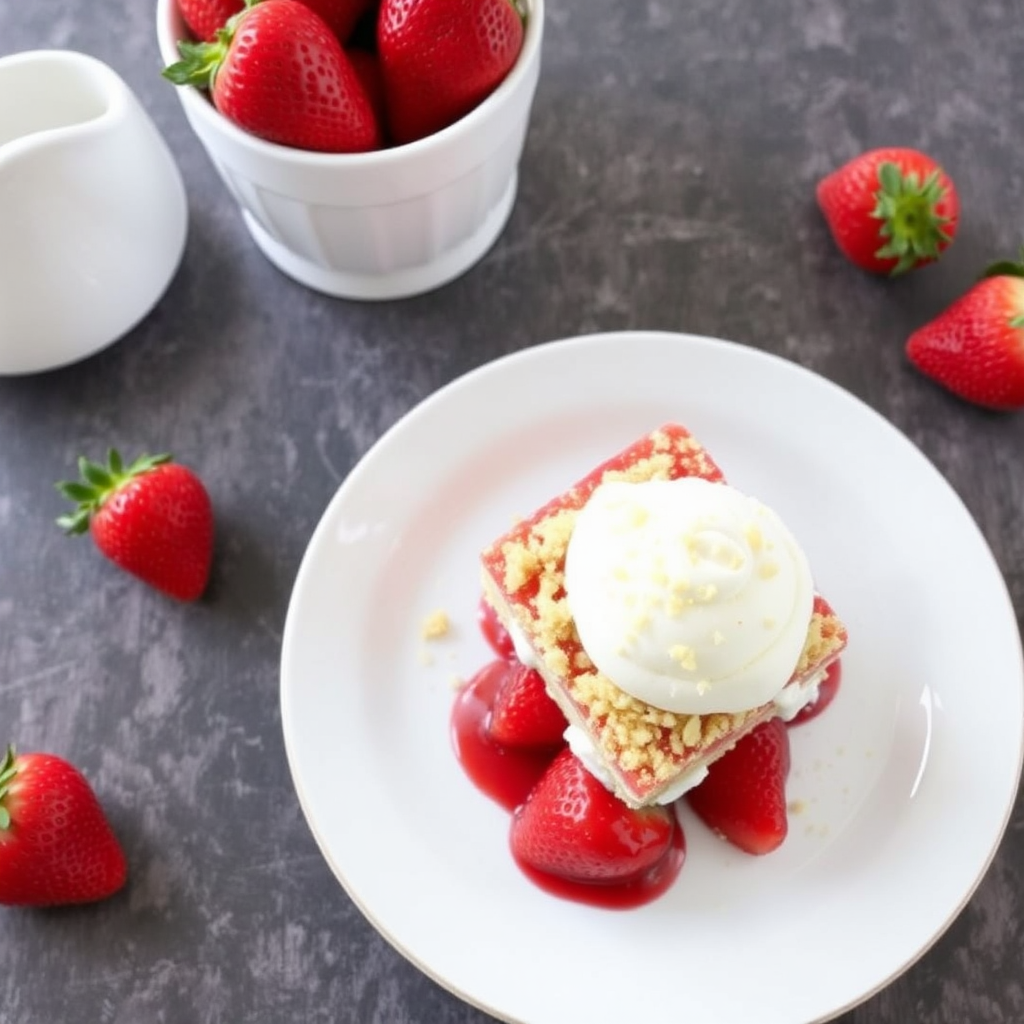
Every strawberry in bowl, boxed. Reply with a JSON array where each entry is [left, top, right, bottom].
[[165, 0, 527, 150], [155, 0, 545, 299], [377, 0, 527, 145], [177, 0, 375, 43], [164, 0, 383, 152]]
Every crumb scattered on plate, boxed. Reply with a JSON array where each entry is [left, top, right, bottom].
[[421, 609, 451, 640]]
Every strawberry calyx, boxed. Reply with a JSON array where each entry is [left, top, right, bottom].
[[983, 249, 1024, 280], [983, 249, 1024, 328], [55, 450, 172, 535], [163, 0, 262, 89], [0, 745, 18, 831], [872, 161, 954, 276], [984, 262, 1024, 280]]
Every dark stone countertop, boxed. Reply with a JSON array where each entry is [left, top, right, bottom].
[[2, 1, 1023, 1021]]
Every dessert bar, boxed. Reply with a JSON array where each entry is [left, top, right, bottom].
[[480, 424, 848, 808]]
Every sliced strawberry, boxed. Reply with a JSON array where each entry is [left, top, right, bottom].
[[510, 749, 675, 884], [686, 718, 791, 855], [488, 662, 567, 749], [906, 262, 1024, 411]]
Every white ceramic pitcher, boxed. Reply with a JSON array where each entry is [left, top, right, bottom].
[[0, 50, 188, 375]]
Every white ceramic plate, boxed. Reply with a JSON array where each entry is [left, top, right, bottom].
[[280, 331, 1023, 1024]]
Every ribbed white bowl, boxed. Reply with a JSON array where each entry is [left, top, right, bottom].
[[156, 0, 544, 299]]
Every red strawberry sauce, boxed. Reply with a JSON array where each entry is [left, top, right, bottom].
[[450, 660, 561, 812], [476, 598, 515, 660], [788, 660, 842, 727], [512, 827, 686, 910], [451, 657, 686, 909], [452, 598, 841, 909]]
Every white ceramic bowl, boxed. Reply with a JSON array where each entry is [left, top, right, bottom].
[[0, 50, 188, 375], [156, 0, 544, 300]]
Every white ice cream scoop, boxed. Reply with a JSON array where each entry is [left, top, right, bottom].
[[565, 477, 815, 714]]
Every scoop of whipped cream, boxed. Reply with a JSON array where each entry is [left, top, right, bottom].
[[563, 477, 813, 714]]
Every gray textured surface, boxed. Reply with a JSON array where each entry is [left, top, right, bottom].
[[2, 1, 1024, 1021]]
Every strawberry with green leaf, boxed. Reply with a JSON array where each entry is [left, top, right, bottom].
[[57, 450, 214, 601], [164, 0, 382, 152], [0, 746, 127, 907], [907, 253, 1024, 411], [816, 147, 959, 276]]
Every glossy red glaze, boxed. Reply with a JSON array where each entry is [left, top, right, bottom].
[[451, 656, 685, 908], [511, 820, 686, 910], [787, 660, 842, 727], [451, 660, 562, 812], [477, 596, 515, 660]]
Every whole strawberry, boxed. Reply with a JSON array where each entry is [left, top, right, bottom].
[[302, 0, 378, 39], [488, 663, 566, 749], [57, 450, 214, 601], [377, 0, 525, 145], [178, 0, 377, 44], [178, 0, 243, 43], [511, 748, 675, 884], [906, 257, 1024, 411], [816, 147, 959, 276], [164, 0, 382, 153], [686, 718, 791, 855], [346, 47, 389, 135], [0, 746, 127, 907]]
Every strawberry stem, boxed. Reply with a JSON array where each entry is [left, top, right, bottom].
[[55, 450, 172, 535], [163, 31, 232, 90], [982, 247, 1024, 326], [0, 745, 18, 831], [163, 0, 266, 89], [871, 161, 953, 277], [983, 246, 1024, 282]]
